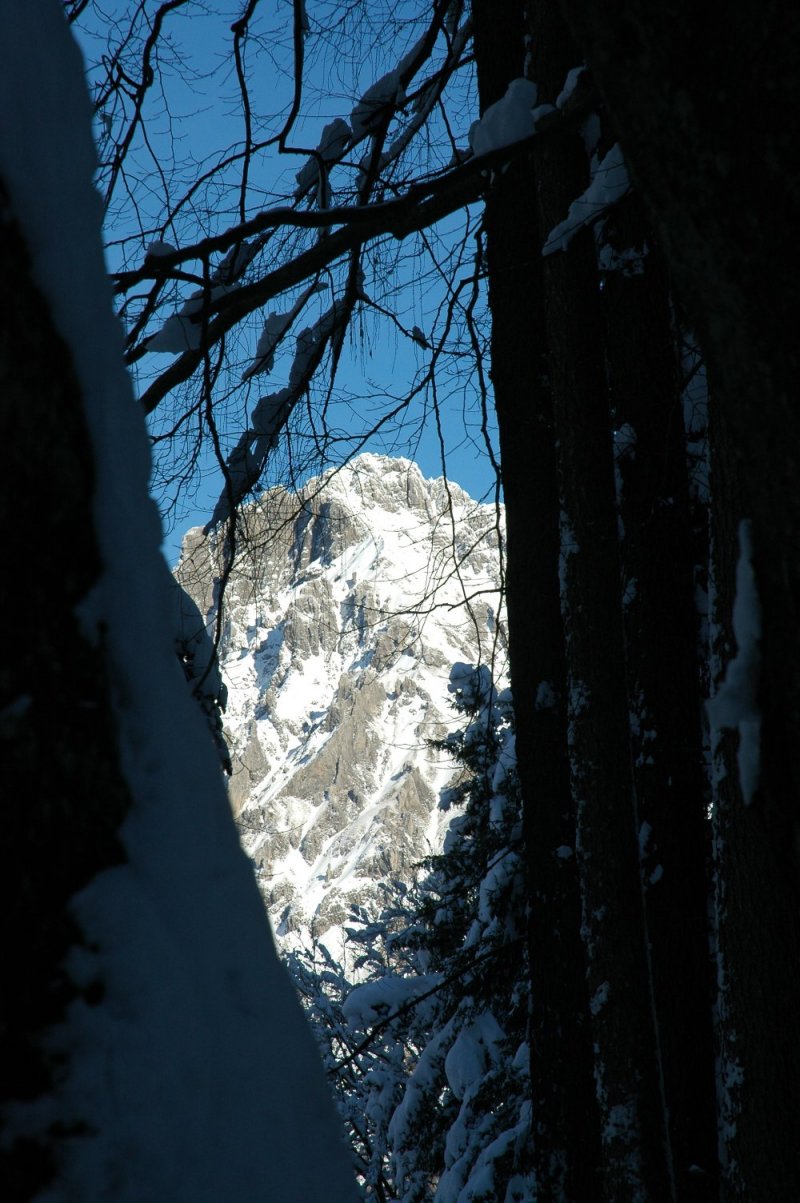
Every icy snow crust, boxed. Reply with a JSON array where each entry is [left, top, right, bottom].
[[0, 6, 357, 1200], [182, 454, 506, 964]]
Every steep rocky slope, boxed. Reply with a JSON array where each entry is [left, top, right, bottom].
[[176, 455, 505, 953]]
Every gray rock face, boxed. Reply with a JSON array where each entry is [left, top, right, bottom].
[[176, 454, 505, 955]]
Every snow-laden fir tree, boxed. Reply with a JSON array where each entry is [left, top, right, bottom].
[[286, 927, 409, 1203], [289, 663, 532, 1203]]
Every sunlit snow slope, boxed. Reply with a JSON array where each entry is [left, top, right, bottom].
[[177, 455, 506, 950]]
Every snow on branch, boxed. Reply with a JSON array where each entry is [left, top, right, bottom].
[[350, 51, 413, 140], [241, 280, 327, 381], [294, 118, 352, 202], [363, 16, 473, 188], [349, 15, 440, 140], [343, 974, 443, 1027], [542, 141, 630, 255], [130, 77, 598, 417], [555, 65, 589, 111], [210, 300, 346, 526], [145, 238, 263, 355], [468, 79, 539, 156]]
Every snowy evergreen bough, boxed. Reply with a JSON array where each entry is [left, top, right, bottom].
[[289, 663, 531, 1203]]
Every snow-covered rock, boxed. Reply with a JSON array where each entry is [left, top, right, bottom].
[[177, 454, 506, 956]]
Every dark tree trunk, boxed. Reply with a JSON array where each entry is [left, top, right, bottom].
[[472, 3, 601, 1198], [558, 0, 800, 904], [559, 4, 800, 1195], [707, 402, 800, 1202], [0, 186, 132, 1200], [604, 193, 718, 1201], [530, 22, 672, 1190]]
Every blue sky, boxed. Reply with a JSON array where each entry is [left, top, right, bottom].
[[76, 3, 499, 566]]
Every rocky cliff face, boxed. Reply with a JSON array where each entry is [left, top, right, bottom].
[[176, 454, 505, 954]]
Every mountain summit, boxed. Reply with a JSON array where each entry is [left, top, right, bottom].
[[176, 454, 505, 952]]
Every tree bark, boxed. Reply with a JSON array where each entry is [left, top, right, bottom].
[[534, 79, 673, 1203], [523, 5, 681, 1196], [558, 0, 800, 898], [707, 403, 800, 1201], [472, 3, 602, 1198], [558, 4, 800, 1194], [604, 193, 718, 1201]]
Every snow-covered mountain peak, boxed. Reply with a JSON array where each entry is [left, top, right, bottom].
[[176, 454, 505, 956]]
